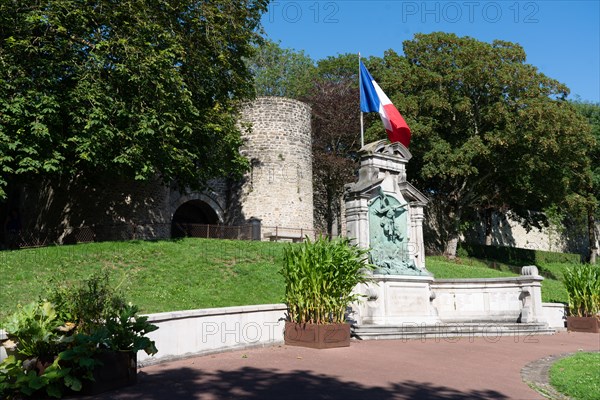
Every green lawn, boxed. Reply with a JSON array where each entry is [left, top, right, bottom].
[[0, 239, 573, 325], [0, 239, 286, 323], [427, 256, 520, 278], [550, 352, 600, 400]]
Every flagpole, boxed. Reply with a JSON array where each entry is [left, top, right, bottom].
[[359, 52, 364, 148]]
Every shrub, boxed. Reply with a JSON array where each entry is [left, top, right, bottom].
[[458, 242, 582, 265], [0, 272, 157, 399]]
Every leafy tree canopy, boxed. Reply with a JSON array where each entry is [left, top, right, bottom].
[[367, 32, 594, 255], [572, 101, 600, 205], [571, 101, 600, 262], [308, 54, 361, 235], [0, 0, 269, 199], [247, 39, 315, 99]]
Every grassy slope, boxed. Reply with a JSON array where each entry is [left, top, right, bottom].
[[0, 239, 573, 324], [0, 239, 286, 323]]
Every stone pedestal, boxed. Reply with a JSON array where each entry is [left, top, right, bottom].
[[353, 275, 439, 325]]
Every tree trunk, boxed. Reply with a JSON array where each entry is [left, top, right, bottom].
[[326, 191, 334, 238], [484, 208, 493, 246], [589, 209, 598, 264], [444, 201, 462, 259], [336, 205, 343, 238], [445, 236, 459, 260]]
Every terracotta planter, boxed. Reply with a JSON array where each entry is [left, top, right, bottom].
[[284, 321, 351, 349], [566, 316, 600, 333], [81, 351, 137, 395]]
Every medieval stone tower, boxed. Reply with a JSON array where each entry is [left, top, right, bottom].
[[237, 97, 314, 231]]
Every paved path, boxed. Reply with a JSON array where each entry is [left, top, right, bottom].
[[85, 332, 599, 400]]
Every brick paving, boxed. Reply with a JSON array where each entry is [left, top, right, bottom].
[[83, 331, 599, 400]]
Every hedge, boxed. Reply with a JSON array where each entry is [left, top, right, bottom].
[[458, 242, 582, 265]]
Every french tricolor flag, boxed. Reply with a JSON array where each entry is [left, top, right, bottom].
[[360, 61, 411, 147]]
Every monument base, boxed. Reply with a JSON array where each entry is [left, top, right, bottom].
[[352, 275, 439, 326]]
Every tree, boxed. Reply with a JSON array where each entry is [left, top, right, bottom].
[[572, 101, 600, 263], [0, 0, 269, 200], [247, 39, 316, 99], [370, 33, 594, 257], [305, 54, 362, 236]]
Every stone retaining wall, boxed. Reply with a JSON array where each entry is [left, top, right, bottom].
[[138, 304, 287, 364], [0, 302, 568, 365]]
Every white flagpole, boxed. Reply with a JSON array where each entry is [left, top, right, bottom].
[[359, 52, 364, 148]]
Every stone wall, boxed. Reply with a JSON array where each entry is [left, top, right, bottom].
[[138, 304, 287, 364], [237, 97, 314, 231], [20, 176, 171, 242], [462, 211, 595, 257]]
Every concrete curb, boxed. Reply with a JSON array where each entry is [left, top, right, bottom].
[[520, 351, 599, 400]]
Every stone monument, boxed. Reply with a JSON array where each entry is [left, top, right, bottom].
[[369, 186, 426, 276], [345, 139, 438, 325]]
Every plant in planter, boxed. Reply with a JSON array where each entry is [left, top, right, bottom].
[[0, 272, 158, 399], [280, 236, 375, 348], [563, 264, 600, 333]]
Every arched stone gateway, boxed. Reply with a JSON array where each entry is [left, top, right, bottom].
[[170, 195, 224, 238]]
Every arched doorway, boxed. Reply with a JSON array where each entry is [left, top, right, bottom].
[[171, 200, 220, 238]]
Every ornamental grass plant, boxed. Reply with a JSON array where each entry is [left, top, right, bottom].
[[563, 264, 600, 317], [280, 236, 375, 325]]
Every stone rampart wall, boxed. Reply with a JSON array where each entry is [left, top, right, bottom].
[[462, 211, 594, 257], [20, 177, 170, 241]]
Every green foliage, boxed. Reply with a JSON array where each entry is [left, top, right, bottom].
[[563, 265, 600, 317], [308, 54, 362, 236], [0, 273, 157, 398], [104, 304, 158, 355], [247, 39, 316, 99], [3, 301, 67, 360], [536, 251, 583, 265], [572, 102, 600, 203], [572, 101, 600, 263], [0, 355, 74, 399], [280, 236, 375, 324], [0, 0, 269, 199], [46, 272, 158, 354], [0, 301, 79, 399], [550, 352, 600, 400], [48, 271, 126, 335], [458, 242, 582, 265]]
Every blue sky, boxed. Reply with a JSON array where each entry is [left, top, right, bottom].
[[261, 0, 600, 103]]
